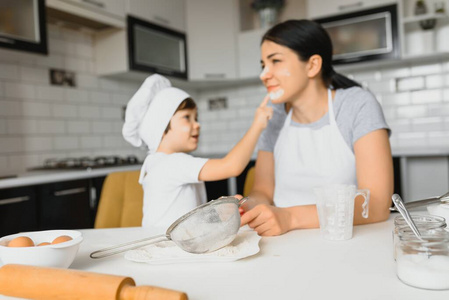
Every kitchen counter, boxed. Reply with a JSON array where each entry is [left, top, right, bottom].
[[0, 165, 141, 189], [7, 214, 444, 300]]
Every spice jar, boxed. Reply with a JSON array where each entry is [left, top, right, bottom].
[[392, 214, 446, 260], [396, 231, 449, 290]]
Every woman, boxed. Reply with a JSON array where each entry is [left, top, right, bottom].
[[240, 20, 394, 236]]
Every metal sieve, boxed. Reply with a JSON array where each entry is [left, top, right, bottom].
[[90, 196, 248, 259]]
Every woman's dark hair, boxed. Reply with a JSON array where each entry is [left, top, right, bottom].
[[262, 19, 361, 89], [164, 97, 197, 134]]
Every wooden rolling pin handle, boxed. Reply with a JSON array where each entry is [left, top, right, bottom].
[[120, 284, 188, 300], [0, 264, 187, 300]]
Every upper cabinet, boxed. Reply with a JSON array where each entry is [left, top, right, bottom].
[[307, 0, 396, 19], [126, 0, 185, 32], [237, 0, 307, 79], [46, 0, 126, 28], [0, 0, 47, 54], [186, 0, 239, 81]]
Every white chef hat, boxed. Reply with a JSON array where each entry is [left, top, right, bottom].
[[122, 74, 191, 153]]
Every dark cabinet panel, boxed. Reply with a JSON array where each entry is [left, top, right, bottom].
[[0, 186, 38, 236], [37, 179, 91, 230], [90, 176, 106, 227], [205, 180, 229, 202]]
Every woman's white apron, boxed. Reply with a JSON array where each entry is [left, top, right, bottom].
[[273, 89, 357, 207]]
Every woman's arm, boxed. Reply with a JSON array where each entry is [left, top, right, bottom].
[[198, 96, 272, 181], [241, 128, 393, 235], [353, 128, 393, 224]]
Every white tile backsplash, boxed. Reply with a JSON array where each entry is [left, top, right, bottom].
[[5, 82, 36, 99], [0, 63, 19, 80], [37, 120, 66, 134], [36, 85, 65, 101], [411, 89, 442, 104], [3, 23, 449, 175]]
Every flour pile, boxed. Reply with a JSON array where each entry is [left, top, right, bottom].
[[125, 229, 260, 264]]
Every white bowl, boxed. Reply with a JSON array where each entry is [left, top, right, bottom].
[[427, 204, 449, 224], [0, 230, 83, 268]]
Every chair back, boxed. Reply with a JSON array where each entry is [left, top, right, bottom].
[[243, 166, 255, 197], [94, 170, 143, 228]]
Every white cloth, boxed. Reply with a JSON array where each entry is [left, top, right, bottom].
[[122, 74, 191, 153], [273, 89, 357, 207], [139, 152, 208, 228]]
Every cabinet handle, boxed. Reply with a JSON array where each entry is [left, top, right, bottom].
[[81, 0, 105, 8], [54, 187, 87, 197], [153, 16, 170, 25], [204, 73, 226, 79], [0, 37, 15, 44], [0, 196, 30, 205], [338, 2, 363, 11]]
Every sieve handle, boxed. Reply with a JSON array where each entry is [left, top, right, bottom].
[[238, 197, 249, 207], [90, 234, 169, 259]]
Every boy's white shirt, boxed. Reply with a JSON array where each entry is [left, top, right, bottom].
[[139, 152, 209, 229]]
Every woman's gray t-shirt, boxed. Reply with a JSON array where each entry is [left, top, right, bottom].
[[257, 87, 390, 153]]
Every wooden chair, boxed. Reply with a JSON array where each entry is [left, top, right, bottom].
[[94, 170, 143, 228], [243, 166, 255, 197]]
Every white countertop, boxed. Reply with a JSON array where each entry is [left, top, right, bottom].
[[11, 214, 444, 300], [0, 165, 141, 189]]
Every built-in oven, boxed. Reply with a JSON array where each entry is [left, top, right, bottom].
[[314, 4, 400, 64], [0, 0, 47, 54], [127, 15, 188, 79]]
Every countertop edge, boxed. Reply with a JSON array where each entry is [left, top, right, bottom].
[[0, 165, 141, 189]]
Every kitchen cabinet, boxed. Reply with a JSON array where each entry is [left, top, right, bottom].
[[46, 0, 126, 28], [38, 179, 92, 230], [237, 0, 306, 79], [306, 0, 396, 19], [399, 156, 449, 202], [400, 0, 449, 57], [0, 186, 38, 236], [185, 0, 239, 80], [126, 0, 185, 32], [0, 0, 47, 54]]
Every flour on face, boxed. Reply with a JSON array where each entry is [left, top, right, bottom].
[[269, 89, 284, 100]]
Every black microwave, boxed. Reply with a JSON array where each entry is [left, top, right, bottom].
[[314, 4, 400, 65], [127, 16, 188, 79]]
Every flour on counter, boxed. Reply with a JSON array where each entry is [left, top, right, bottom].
[[125, 229, 261, 264]]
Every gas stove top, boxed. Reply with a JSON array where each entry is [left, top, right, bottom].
[[29, 155, 141, 171]]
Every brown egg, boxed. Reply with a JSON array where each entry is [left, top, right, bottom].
[[51, 235, 73, 244], [8, 236, 35, 247], [37, 242, 51, 246]]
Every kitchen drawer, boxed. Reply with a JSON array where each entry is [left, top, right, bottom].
[[37, 179, 91, 230], [0, 186, 38, 236]]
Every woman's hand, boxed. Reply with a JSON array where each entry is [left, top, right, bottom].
[[240, 204, 292, 236]]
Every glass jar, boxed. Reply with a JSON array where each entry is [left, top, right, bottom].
[[396, 232, 449, 290], [392, 214, 446, 260]]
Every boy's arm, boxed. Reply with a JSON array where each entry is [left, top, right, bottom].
[[198, 96, 272, 182]]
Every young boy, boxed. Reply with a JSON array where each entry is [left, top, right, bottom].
[[123, 74, 272, 228]]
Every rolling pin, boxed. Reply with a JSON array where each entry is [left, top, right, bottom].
[[0, 264, 187, 300]]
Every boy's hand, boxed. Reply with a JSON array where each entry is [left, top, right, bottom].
[[253, 95, 273, 130]]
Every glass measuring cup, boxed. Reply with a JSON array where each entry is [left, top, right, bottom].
[[314, 184, 370, 241], [90, 196, 247, 258]]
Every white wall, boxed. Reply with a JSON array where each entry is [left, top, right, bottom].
[[1, 22, 449, 177], [0, 24, 145, 176]]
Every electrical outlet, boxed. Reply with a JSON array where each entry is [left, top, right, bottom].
[[208, 97, 227, 111], [49, 69, 76, 87]]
